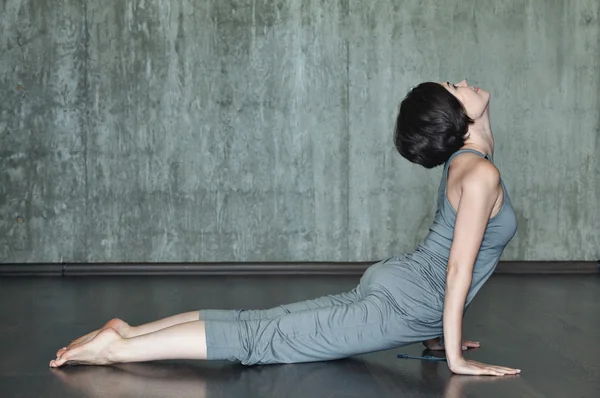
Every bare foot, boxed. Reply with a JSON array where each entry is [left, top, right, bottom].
[[56, 318, 130, 358], [50, 328, 122, 367]]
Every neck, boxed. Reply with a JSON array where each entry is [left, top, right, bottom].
[[463, 107, 494, 156]]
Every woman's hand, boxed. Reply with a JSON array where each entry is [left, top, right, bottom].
[[449, 358, 521, 376], [423, 337, 480, 351]]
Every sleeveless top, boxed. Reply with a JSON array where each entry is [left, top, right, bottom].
[[407, 148, 518, 310]]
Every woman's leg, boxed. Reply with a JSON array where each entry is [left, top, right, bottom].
[[127, 311, 202, 337], [207, 293, 410, 365], [49, 262, 384, 366], [50, 292, 408, 367], [50, 320, 208, 367], [56, 286, 362, 358], [56, 311, 200, 358]]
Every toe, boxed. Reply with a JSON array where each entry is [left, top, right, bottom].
[[52, 346, 79, 367], [51, 356, 69, 368]]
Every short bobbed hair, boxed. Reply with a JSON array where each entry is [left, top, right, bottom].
[[394, 82, 473, 168]]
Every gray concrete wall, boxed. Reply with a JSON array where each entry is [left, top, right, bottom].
[[1, 0, 598, 263]]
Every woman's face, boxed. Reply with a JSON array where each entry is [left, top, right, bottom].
[[441, 80, 491, 120]]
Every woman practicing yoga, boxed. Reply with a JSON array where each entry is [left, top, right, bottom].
[[50, 80, 520, 376]]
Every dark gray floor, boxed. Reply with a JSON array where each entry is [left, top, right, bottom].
[[0, 274, 599, 397]]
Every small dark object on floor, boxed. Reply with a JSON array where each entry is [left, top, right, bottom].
[[397, 353, 447, 362]]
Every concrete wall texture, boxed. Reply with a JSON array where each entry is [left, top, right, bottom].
[[1, 0, 598, 263]]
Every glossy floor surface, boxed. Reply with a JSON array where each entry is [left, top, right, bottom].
[[0, 274, 599, 397]]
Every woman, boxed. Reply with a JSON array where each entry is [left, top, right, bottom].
[[50, 80, 520, 376]]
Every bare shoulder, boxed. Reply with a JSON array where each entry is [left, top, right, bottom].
[[461, 158, 500, 191], [446, 153, 501, 213]]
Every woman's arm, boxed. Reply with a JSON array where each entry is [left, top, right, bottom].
[[422, 336, 479, 351], [443, 162, 519, 376]]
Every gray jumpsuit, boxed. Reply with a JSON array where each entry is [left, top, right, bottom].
[[201, 148, 518, 365]]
